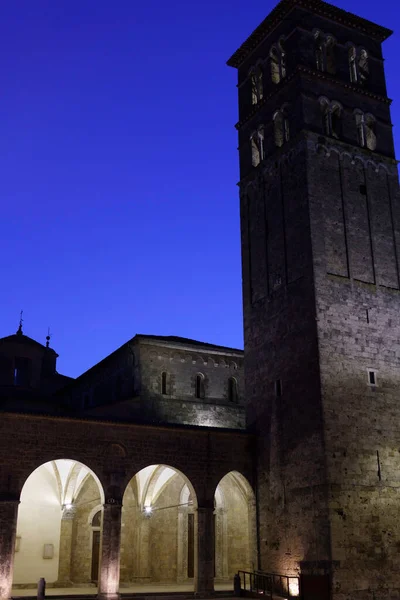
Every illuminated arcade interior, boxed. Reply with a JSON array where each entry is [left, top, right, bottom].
[[13, 460, 255, 593]]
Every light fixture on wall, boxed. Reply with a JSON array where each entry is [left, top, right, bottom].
[[143, 505, 152, 518], [288, 578, 300, 597]]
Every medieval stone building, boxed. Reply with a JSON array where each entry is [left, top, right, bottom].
[[0, 1, 399, 600]]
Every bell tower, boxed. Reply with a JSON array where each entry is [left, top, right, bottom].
[[228, 0, 400, 598]]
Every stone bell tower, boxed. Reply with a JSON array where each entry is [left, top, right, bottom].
[[228, 0, 400, 598]]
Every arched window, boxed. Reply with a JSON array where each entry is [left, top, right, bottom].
[[273, 109, 289, 147], [195, 374, 205, 399], [250, 126, 264, 167], [365, 114, 377, 150], [320, 98, 342, 138], [314, 31, 324, 71], [250, 66, 263, 105], [358, 49, 369, 85], [228, 377, 238, 403], [92, 510, 102, 527], [270, 41, 286, 84], [355, 110, 376, 150], [325, 36, 336, 74], [314, 31, 335, 74], [161, 371, 168, 395], [349, 46, 369, 85], [349, 46, 358, 83], [355, 111, 366, 147]]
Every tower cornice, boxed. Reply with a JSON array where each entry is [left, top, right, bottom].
[[227, 0, 392, 69]]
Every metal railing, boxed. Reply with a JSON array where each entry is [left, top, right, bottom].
[[236, 570, 301, 599]]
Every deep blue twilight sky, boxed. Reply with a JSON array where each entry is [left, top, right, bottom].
[[1, 0, 399, 378]]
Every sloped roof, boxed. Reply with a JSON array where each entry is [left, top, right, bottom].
[[136, 334, 243, 354], [0, 332, 58, 356], [60, 333, 243, 388], [227, 0, 392, 68]]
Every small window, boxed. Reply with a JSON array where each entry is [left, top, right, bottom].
[[365, 115, 377, 151], [355, 112, 366, 147], [349, 46, 357, 83], [250, 66, 263, 105], [325, 36, 336, 74], [273, 110, 289, 147], [13, 357, 31, 387], [314, 32, 324, 71], [358, 49, 369, 85], [275, 379, 282, 398], [270, 41, 286, 85], [355, 111, 376, 151], [195, 374, 205, 399], [250, 126, 264, 167], [368, 370, 377, 386], [161, 371, 168, 395], [228, 377, 238, 403]]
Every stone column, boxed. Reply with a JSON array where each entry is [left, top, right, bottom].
[[195, 506, 214, 594], [98, 500, 122, 600], [0, 499, 19, 600], [56, 506, 76, 585]]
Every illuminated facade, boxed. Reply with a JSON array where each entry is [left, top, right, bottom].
[[1, 1, 400, 600]]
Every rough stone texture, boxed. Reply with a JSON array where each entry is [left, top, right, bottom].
[[230, 1, 399, 598], [0, 501, 19, 600], [71, 477, 102, 583], [57, 336, 245, 429], [0, 412, 253, 599]]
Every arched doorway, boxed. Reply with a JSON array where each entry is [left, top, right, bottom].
[[121, 465, 197, 589], [214, 472, 256, 582], [13, 459, 104, 594]]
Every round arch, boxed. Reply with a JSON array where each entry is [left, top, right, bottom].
[[214, 471, 257, 582], [120, 464, 197, 587], [13, 458, 105, 593]]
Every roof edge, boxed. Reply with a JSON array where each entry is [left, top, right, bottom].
[[227, 0, 393, 69]]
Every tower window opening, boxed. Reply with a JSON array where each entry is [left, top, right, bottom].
[[275, 379, 282, 398], [368, 370, 377, 386], [270, 41, 286, 84], [355, 111, 366, 147], [195, 373, 205, 399], [355, 111, 376, 150], [349, 46, 358, 83], [358, 49, 369, 85], [161, 371, 168, 395], [365, 115, 377, 150], [273, 109, 289, 147], [250, 126, 265, 167], [228, 377, 238, 403], [250, 66, 263, 105], [314, 32, 336, 74], [320, 98, 342, 139], [315, 32, 324, 71]]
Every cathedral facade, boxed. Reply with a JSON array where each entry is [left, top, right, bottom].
[[1, 1, 400, 600]]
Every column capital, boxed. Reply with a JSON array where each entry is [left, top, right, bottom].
[[62, 506, 77, 521], [104, 497, 123, 509]]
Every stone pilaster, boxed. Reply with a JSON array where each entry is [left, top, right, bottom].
[[0, 499, 19, 600], [98, 499, 122, 600], [56, 506, 76, 586], [137, 514, 151, 580], [195, 506, 214, 594]]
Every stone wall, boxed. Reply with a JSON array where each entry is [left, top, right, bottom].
[[308, 139, 400, 599], [70, 477, 102, 583]]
